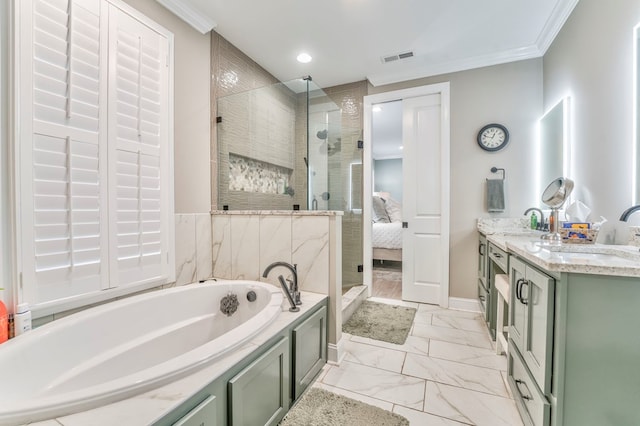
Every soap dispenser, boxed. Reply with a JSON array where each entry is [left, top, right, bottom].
[[530, 212, 538, 230]]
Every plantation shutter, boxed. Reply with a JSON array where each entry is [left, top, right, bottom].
[[18, 0, 174, 309], [20, 0, 109, 305], [107, 5, 171, 287]]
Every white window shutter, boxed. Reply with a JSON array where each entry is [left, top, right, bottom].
[[17, 0, 174, 309], [21, 0, 109, 305], [108, 5, 172, 287]]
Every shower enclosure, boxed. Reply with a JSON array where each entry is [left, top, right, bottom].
[[217, 77, 363, 288]]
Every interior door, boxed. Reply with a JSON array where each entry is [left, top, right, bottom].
[[402, 93, 450, 305]]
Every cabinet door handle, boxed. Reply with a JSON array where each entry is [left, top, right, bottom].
[[515, 278, 525, 303], [520, 280, 529, 305], [492, 252, 502, 258], [479, 243, 485, 255], [515, 379, 533, 401]]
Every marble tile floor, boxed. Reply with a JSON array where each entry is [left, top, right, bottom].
[[313, 297, 524, 426]]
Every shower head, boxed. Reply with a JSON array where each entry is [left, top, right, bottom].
[[316, 129, 328, 140]]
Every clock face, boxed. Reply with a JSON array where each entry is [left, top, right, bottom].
[[477, 124, 509, 151]]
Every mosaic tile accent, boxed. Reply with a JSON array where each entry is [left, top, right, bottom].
[[229, 154, 292, 194]]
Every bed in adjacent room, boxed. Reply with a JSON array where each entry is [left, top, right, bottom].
[[371, 193, 403, 262]]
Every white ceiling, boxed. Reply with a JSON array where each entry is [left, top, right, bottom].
[[158, 0, 578, 88]]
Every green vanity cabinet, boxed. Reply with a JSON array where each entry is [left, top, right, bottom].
[[508, 255, 554, 426], [228, 337, 290, 426], [507, 253, 640, 426], [509, 256, 554, 395], [292, 306, 327, 399], [477, 235, 490, 326]]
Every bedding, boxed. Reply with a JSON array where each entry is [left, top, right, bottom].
[[372, 194, 403, 262], [372, 222, 402, 249]]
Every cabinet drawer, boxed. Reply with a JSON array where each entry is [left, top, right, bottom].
[[477, 279, 489, 320], [488, 243, 508, 271], [173, 395, 217, 426], [508, 343, 550, 426]]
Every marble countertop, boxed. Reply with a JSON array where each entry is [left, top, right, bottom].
[[30, 291, 328, 426], [211, 210, 344, 216], [478, 218, 640, 278]]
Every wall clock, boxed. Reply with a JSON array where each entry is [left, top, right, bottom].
[[477, 123, 509, 152]]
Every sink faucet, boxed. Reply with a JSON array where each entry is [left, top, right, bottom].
[[262, 262, 301, 312], [524, 207, 545, 229], [619, 205, 640, 221]]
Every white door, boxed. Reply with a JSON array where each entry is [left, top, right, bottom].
[[401, 92, 450, 305]]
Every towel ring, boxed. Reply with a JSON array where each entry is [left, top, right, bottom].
[[490, 167, 505, 180]]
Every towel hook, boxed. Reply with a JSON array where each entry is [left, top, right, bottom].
[[490, 167, 505, 180]]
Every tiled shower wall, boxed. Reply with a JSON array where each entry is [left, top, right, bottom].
[[210, 31, 365, 289], [210, 33, 305, 211]]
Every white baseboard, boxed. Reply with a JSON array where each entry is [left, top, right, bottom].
[[327, 336, 346, 364], [448, 297, 482, 313]]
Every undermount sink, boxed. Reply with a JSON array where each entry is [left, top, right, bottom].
[[498, 229, 540, 236], [538, 242, 640, 262]]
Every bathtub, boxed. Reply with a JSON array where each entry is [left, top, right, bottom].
[[0, 280, 283, 425]]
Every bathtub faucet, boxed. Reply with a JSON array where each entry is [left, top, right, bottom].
[[262, 262, 301, 312]]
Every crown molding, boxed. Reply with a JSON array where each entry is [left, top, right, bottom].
[[536, 0, 580, 54], [367, 44, 543, 87], [368, 0, 579, 87], [155, 0, 216, 34]]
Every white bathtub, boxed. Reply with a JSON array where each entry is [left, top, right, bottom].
[[0, 280, 283, 425]]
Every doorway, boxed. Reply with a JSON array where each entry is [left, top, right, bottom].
[[363, 83, 450, 306], [371, 100, 403, 299]]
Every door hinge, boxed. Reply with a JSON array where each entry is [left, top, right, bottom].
[[357, 265, 363, 272], [402, 222, 408, 228], [216, 116, 222, 123], [357, 140, 364, 149]]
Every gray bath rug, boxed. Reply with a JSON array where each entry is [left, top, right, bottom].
[[279, 387, 409, 426], [343, 300, 416, 345]]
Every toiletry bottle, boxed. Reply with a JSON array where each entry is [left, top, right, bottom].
[[0, 298, 7, 344], [530, 212, 538, 230], [15, 303, 32, 336]]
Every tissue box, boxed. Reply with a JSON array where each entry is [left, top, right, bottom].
[[559, 228, 598, 244]]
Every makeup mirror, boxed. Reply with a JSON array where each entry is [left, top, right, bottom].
[[541, 177, 574, 242]]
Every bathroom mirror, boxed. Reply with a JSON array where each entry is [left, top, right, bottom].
[[634, 24, 640, 203], [539, 98, 568, 195]]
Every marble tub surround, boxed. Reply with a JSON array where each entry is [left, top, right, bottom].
[[316, 297, 523, 426], [174, 213, 213, 285], [27, 292, 327, 426], [211, 211, 343, 362]]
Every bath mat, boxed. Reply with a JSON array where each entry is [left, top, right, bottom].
[[279, 387, 409, 426], [342, 300, 416, 345]]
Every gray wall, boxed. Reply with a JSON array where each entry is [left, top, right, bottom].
[[369, 59, 543, 299], [124, 0, 211, 214], [374, 159, 403, 202], [543, 0, 640, 221]]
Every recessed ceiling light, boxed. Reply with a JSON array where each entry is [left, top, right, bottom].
[[297, 53, 312, 63], [372, 106, 382, 112], [399, 146, 404, 150]]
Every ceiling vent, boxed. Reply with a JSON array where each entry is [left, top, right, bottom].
[[381, 51, 414, 64]]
